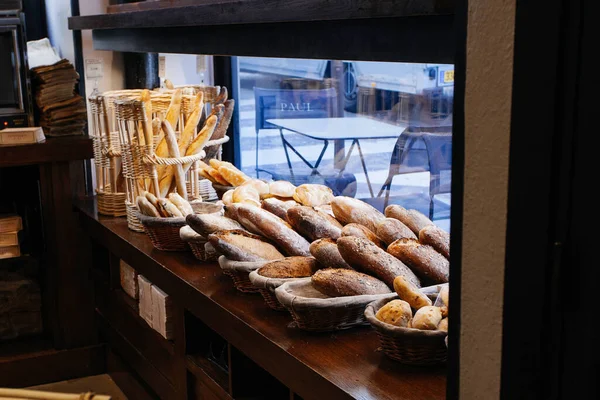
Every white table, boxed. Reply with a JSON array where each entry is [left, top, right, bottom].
[[266, 117, 406, 197]]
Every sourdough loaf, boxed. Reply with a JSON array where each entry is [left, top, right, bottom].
[[208, 229, 284, 262], [375, 218, 416, 245], [387, 238, 449, 284], [186, 213, 244, 237], [341, 223, 385, 248], [309, 238, 353, 270], [261, 198, 298, 221], [257, 256, 321, 278], [385, 205, 433, 235], [331, 196, 385, 233], [311, 268, 391, 297], [419, 225, 450, 259], [336, 236, 420, 288], [287, 206, 342, 241]]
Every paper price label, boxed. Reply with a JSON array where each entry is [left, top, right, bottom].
[[158, 56, 166, 78], [85, 58, 104, 79]]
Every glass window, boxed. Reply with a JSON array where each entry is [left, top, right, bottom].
[[233, 57, 454, 230]]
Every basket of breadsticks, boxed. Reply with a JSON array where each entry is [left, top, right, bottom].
[[115, 86, 232, 232], [136, 191, 223, 251]]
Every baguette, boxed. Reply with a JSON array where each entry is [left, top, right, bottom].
[[165, 88, 182, 132], [387, 238, 449, 284], [178, 91, 204, 155], [168, 192, 193, 216], [257, 256, 321, 278], [375, 299, 413, 327], [208, 229, 284, 262], [140, 89, 153, 147], [261, 198, 298, 221], [287, 206, 342, 241], [375, 218, 417, 246], [161, 120, 187, 198], [393, 275, 432, 310], [235, 203, 310, 256], [186, 213, 244, 237], [419, 225, 450, 259], [136, 196, 161, 217], [293, 184, 334, 207], [215, 86, 228, 104], [311, 268, 391, 297], [204, 99, 235, 160], [157, 197, 183, 218], [341, 223, 385, 248], [309, 238, 352, 270], [185, 114, 217, 158], [226, 204, 268, 235], [385, 205, 433, 235], [331, 196, 385, 232], [337, 236, 420, 288]]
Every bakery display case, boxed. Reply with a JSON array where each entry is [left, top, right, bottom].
[[68, 1, 461, 399]]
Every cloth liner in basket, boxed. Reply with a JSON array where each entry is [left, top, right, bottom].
[[179, 225, 219, 262], [274, 279, 396, 332], [364, 296, 448, 366], [248, 270, 310, 311], [138, 202, 223, 252], [218, 256, 266, 293]]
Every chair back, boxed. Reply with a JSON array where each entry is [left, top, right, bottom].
[[254, 87, 338, 132], [422, 132, 452, 196]]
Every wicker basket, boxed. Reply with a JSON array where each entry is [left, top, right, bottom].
[[218, 256, 266, 293], [189, 240, 219, 262], [248, 270, 310, 311], [137, 212, 188, 251], [364, 297, 448, 366], [274, 280, 396, 332]]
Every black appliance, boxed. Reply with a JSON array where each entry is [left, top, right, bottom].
[[0, 9, 33, 128]]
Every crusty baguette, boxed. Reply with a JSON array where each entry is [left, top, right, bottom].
[[341, 223, 385, 248], [331, 196, 385, 232], [292, 184, 334, 207], [287, 206, 342, 242], [168, 192, 193, 216], [387, 238, 449, 284], [208, 229, 284, 261], [218, 165, 250, 187], [261, 198, 298, 221], [186, 213, 244, 236], [419, 225, 450, 259], [204, 99, 235, 160], [136, 196, 161, 217], [160, 120, 187, 198], [376, 218, 417, 246], [185, 114, 217, 158], [226, 204, 267, 235], [309, 238, 352, 270], [235, 203, 310, 256], [311, 268, 391, 297], [385, 205, 433, 235], [337, 236, 420, 288], [257, 256, 321, 278], [165, 88, 182, 132], [178, 91, 204, 155], [140, 89, 153, 147], [393, 275, 432, 310]]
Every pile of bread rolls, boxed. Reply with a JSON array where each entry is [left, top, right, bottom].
[[136, 191, 194, 218]]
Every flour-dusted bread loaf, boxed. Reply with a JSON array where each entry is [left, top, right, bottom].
[[309, 238, 353, 270], [311, 268, 391, 297], [287, 206, 342, 241], [376, 218, 417, 245], [293, 184, 334, 207], [393, 275, 432, 310], [341, 223, 385, 249], [337, 236, 420, 288], [419, 225, 450, 259], [385, 205, 433, 235], [257, 256, 321, 278], [331, 196, 385, 233], [235, 203, 311, 256], [261, 198, 298, 221], [208, 229, 284, 262], [186, 213, 244, 237], [387, 238, 449, 284], [375, 299, 413, 327]]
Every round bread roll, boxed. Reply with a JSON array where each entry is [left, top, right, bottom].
[[267, 181, 296, 198], [309, 238, 353, 270], [437, 317, 448, 332], [375, 299, 413, 327], [222, 189, 234, 206], [311, 268, 391, 297], [439, 284, 449, 308], [411, 306, 442, 330], [393, 276, 432, 310], [241, 179, 270, 198], [341, 223, 385, 248], [232, 185, 260, 205], [376, 218, 416, 245], [293, 184, 334, 207]]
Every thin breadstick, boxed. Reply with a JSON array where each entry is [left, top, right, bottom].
[[161, 120, 187, 199], [178, 91, 204, 156]]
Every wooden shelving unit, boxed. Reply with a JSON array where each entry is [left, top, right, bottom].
[[76, 197, 446, 400]]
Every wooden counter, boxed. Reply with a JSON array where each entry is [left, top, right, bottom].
[[75, 197, 446, 400]]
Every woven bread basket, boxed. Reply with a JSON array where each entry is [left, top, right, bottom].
[[364, 297, 448, 366], [248, 270, 310, 311], [274, 280, 396, 332], [179, 225, 219, 262], [218, 256, 267, 293]]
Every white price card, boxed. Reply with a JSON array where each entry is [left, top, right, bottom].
[[158, 56, 166, 78], [85, 58, 104, 79]]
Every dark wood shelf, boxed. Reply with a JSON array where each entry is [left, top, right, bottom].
[[0, 136, 93, 168], [68, 1, 454, 63], [186, 354, 232, 400], [75, 196, 446, 400]]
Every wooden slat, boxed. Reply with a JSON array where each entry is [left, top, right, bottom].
[[0, 137, 93, 168]]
